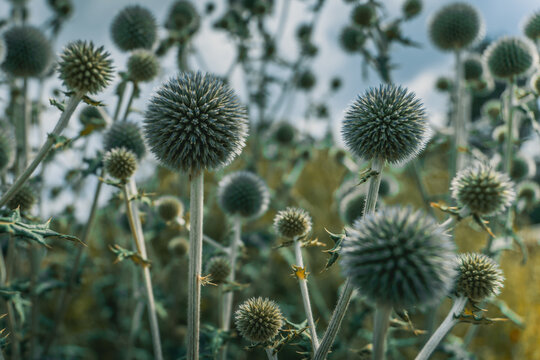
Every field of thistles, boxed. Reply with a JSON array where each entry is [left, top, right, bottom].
[[0, 0, 539, 359]]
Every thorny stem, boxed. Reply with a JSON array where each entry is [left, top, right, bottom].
[[0, 92, 83, 208], [188, 172, 204, 360], [314, 157, 384, 360], [373, 304, 392, 360], [415, 296, 468, 360]]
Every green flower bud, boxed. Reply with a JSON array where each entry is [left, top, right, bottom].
[[218, 171, 270, 219], [6, 183, 36, 212], [340, 25, 366, 53], [103, 147, 138, 180], [484, 37, 538, 80], [463, 54, 484, 81], [127, 49, 159, 83], [235, 297, 283, 343], [206, 256, 231, 285], [455, 253, 504, 302], [351, 4, 375, 26], [111, 5, 157, 51], [156, 196, 184, 222], [103, 121, 146, 160], [2, 26, 53, 77], [273, 207, 312, 239]]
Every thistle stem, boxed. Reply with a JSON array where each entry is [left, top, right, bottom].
[[5, 235, 20, 360], [265, 348, 278, 360], [502, 80, 515, 174], [314, 157, 384, 360], [188, 172, 204, 360], [415, 296, 468, 360], [372, 304, 392, 360], [122, 82, 137, 122], [451, 50, 465, 178]]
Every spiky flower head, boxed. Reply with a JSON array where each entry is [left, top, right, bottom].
[[339, 190, 366, 226], [530, 71, 540, 94], [2, 26, 53, 77], [451, 163, 515, 216], [6, 184, 36, 212], [455, 253, 504, 302], [127, 50, 159, 83], [0, 132, 14, 172], [484, 37, 538, 80], [517, 181, 540, 205], [523, 11, 540, 41], [340, 25, 366, 53], [273, 207, 312, 239], [103, 147, 137, 180], [165, 0, 200, 35], [78, 106, 105, 129], [481, 99, 501, 120], [218, 171, 270, 219], [435, 76, 453, 92], [58, 41, 113, 94], [206, 256, 231, 285], [351, 4, 375, 26], [168, 236, 189, 256], [342, 84, 430, 164], [273, 122, 296, 145], [144, 72, 249, 174], [428, 2, 482, 51], [491, 125, 507, 144], [235, 297, 283, 343], [103, 121, 146, 160], [463, 54, 484, 81], [156, 195, 184, 222], [110, 5, 157, 52], [510, 154, 536, 181], [340, 206, 456, 308], [402, 0, 422, 19]]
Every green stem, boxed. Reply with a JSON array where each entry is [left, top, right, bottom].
[[5, 235, 20, 360], [121, 82, 137, 122], [503, 80, 515, 174], [453, 50, 466, 175], [113, 83, 127, 121], [265, 348, 278, 360], [372, 304, 392, 360]]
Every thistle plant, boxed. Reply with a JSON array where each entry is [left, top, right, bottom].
[[110, 5, 157, 52], [103, 147, 137, 181], [127, 50, 160, 83], [103, 121, 146, 160], [156, 195, 184, 223], [206, 256, 232, 285]]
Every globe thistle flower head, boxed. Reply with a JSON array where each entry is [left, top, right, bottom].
[[110, 5, 157, 51], [530, 71, 540, 94], [435, 76, 453, 92], [294, 69, 316, 91], [455, 253, 504, 302], [523, 11, 540, 41], [402, 0, 422, 19], [6, 184, 36, 212], [165, 0, 200, 35], [492, 125, 507, 144], [451, 163, 515, 216], [127, 50, 159, 83], [58, 41, 113, 94], [342, 84, 431, 165], [517, 181, 540, 205], [429, 2, 483, 51], [484, 37, 538, 80], [273, 122, 296, 145], [103, 147, 138, 180], [2, 26, 53, 77], [156, 195, 184, 222], [218, 171, 270, 219], [481, 100, 501, 121], [47, 0, 74, 19], [206, 256, 231, 285], [168, 236, 189, 256], [78, 106, 105, 129], [144, 72, 249, 174], [235, 297, 283, 343], [351, 4, 375, 27], [510, 154, 536, 181], [104, 121, 146, 160], [0, 132, 14, 172], [273, 207, 312, 239], [340, 25, 366, 53], [463, 54, 484, 81], [339, 190, 366, 226]]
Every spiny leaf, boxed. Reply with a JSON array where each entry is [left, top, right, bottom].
[[322, 228, 345, 271], [109, 244, 150, 268], [81, 95, 105, 107], [300, 238, 325, 248], [0, 288, 31, 323], [49, 98, 65, 111], [356, 167, 379, 186]]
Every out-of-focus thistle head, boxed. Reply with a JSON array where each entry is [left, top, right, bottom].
[[218, 171, 270, 219], [510, 154, 536, 181], [79, 106, 106, 129], [110, 5, 157, 52], [273, 122, 296, 145], [339, 190, 366, 226], [168, 236, 189, 256], [340, 206, 456, 308], [58, 41, 113, 94], [144, 72, 249, 174], [127, 49, 159, 83], [342, 84, 431, 165], [241, 0, 274, 16], [234, 297, 283, 343], [435, 76, 453, 92], [351, 4, 375, 26], [523, 10, 540, 41], [47, 0, 74, 19], [491, 125, 507, 144], [517, 181, 540, 205], [402, 0, 422, 19], [2, 26, 53, 77], [451, 163, 515, 216], [463, 54, 484, 81], [156, 195, 184, 222], [206, 256, 231, 285], [165, 0, 200, 35], [455, 253, 504, 302], [484, 37, 538, 80], [428, 2, 482, 51], [104, 121, 146, 160], [340, 25, 366, 53], [294, 69, 316, 91], [103, 147, 138, 180], [0, 131, 14, 173], [481, 99, 501, 120], [530, 71, 540, 94], [273, 207, 312, 240], [7, 183, 36, 212]]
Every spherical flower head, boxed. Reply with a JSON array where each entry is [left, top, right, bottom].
[[517, 181, 540, 205], [295, 69, 316, 91], [273, 122, 296, 145], [510, 154, 535, 181], [103, 147, 138, 180], [144, 72, 249, 174], [339, 190, 366, 226], [156, 195, 184, 222], [351, 4, 375, 27], [455, 253, 504, 302], [484, 37, 538, 80], [58, 41, 113, 95], [273, 207, 312, 239], [342, 84, 431, 165], [110, 5, 157, 52], [340, 25, 366, 53], [428, 2, 482, 51], [340, 206, 456, 308], [451, 163, 515, 216], [491, 125, 507, 144], [0, 132, 14, 173], [47, 0, 74, 19], [127, 50, 159, 83], [168, 236, 189, 256], [530, 71, 540, 94], [463, 54, 484, 81], [206, 256, 231, 285], [79, 106, 105, 129], [2, 26, 53, 77], [402, 0, 422, 19], [435, 76, 453, 92], [481, 99, 501, 120], [103, 121, 146, 160], [234, 297, 283, 343], [218, 171, 270, 219], [6, 184, 36, 212], [523, 11, 540, 41], [165, 0, 200, 35]]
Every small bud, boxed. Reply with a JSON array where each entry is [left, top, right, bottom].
[[484, 37, 538, 80], [79, 106, 105, 129], [402, 0, 422, 19], [103, 147, 138, 180], [168, 236, 189, 256], [7, 184, 36, 212], [340, 25, 366, 53], [127, 50, 160, 83], [463, 54, 484, 81], [339, 190, 366, 226], [351, 4, 375, 27], [523, 10, 540, 41]]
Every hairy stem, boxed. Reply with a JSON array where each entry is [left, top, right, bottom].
[[373, 304, 392, 360]]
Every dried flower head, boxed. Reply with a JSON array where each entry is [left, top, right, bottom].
[[429, 2, 482, 51], [7, 184, 36, 212], [2, 26, 53, 77], [103, 147, 138, 180], [340, 206, 456, 308], [144, 72, 249, 174], [273, 207, 312, 239], [339, 190, 366, 226], [127, 49, 159, 83], [206, 256, 231, 285], [340, 25, 366, 53], [451, 163, 515, 216], [235, 297, 283, 343], [156, 196, 184, 222], [104, 121, 146, 160], [342, 84, 431, 164], [79, 106, 105, 129], [463, 54, 484, 81], [351, 4, 375, 26], [455, 253, 504, 302], [484, 37, 538, 80], [218, 171, 270, 219], [110, 5, 157, 51], [523, 10, 540, 41]]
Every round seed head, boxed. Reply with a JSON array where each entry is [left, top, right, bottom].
[[351, 4, 375, 26], [103, 147, 138, 180], [455, 253, 504, 302], [2, 26, 53, 77], [165, 0, 200, 35], [127, 49, 159, 83], [295, 69, 316, 91], [342, 84, 431, 164], [435, 76, 453, 92], [523, 11, 540, 40], [481, 100, 501, 120], [110, 5, 157, 51], [517, 181, 540, 204], [273, 122, 296, 145], [451, 163, 515, 216], [235, 297, 283, 343], [6, 184, 36, 212], [428, 2, 482, 51], [168, 236, 189, 256], [156, 195, 184, 222], [340, 25, 366, 53], [340, 206, 456, 308], [0, 132, 14, 172], [103, 121, 146, 160], [463, 54, 484, 81], [530, 71, 540, 94], [144, 72, 249, 174], [273, 207, 312, 239], [484, 37, 538, 80], [402, 0, 422, 19], [58, 41, 113, 94], [79, 106, 105, 129], [206, 256, 231, 285], [218, 171, 270, 219], [510, 154, 536, 181], [339, 190, 366, 226]]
